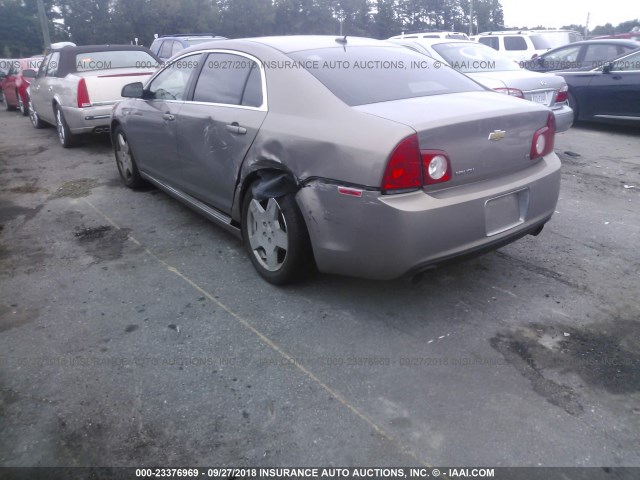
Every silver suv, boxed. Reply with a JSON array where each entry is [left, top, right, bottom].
[[475, 31, 551, 61]]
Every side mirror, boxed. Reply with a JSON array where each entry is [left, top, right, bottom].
[[602, 62, 613, 74], [22, 69, 37, 78], [121, 82, 144, 98]]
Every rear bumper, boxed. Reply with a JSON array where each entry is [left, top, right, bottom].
[[551, 104, 574, 133], [61, 104, 113, 134], [296, 153, 561, 280]]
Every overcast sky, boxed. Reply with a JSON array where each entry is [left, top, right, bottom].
[[499, 0, 639, 29]]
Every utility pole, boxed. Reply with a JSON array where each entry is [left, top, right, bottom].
[[36, 0, 51, 49], [584, 12, 590, 38], [469, 0, 474, 36]]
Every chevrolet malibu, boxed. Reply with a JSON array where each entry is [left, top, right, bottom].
[[112, 36, 561, 285]]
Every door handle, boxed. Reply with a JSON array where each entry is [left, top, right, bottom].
[[226, 122, 247, 135], [162, 113, 175, 121]]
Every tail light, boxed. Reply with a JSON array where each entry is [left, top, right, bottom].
[[381, 134, 422, 192], [77, 78, 91, 108], [530, 112, 556, 160], [555, 84, 569, 103], [381, 134, 452, 193], [422, 151, 451, 185], [494, 87, 524, 98]]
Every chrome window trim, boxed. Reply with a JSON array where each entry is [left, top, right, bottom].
[[145, 49, 268, 112]]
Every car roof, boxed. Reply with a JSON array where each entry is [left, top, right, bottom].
[[49, 44, 153, 54], [543, 38, 640, 54], [477, 31, 544, 36], [390, 38, 472, 46], [565, 39, 640, 46], [180, 35, 392, 55]]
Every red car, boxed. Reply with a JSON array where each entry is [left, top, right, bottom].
[[1, 57, 43, 115]]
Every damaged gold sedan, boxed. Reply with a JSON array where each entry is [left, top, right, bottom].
[[112, 36, 561, 285]]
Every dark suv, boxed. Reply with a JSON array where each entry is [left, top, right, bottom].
[[150, 34, 227, 60]]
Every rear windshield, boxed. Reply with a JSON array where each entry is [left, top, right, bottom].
[[75, 50, 158, 72], [287, 46, 483, 106], [432, 43, 521, 72], [530, 35, 551, 49]]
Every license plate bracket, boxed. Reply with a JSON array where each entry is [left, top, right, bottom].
[[485, 188, 529, 236]]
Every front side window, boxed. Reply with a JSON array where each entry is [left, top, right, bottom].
[[611, 50, 640, 71], [46, 52, 60, 76], [192, 53, 263, 107], [37, 54, 50, 78], [504, 36, 527, 51], [148, 54, 200, 101]]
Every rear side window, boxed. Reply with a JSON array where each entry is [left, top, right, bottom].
[[193, 53, 263, 107], [583, 44, 619, 62], [288, 46, 483, 106], [478, 37, 499, 50], [504, 36, 527, 51]]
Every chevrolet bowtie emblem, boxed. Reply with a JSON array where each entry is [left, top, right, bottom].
[[488, 130, 506, 141]]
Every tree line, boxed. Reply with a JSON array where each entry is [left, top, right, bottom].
[[2, 0, 504, 56], [1, 0, 638, 58]]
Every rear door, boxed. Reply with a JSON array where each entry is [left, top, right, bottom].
[[178, 51, 267, 213]]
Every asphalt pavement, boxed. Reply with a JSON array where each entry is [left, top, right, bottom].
[[0, 109, 639, 468]]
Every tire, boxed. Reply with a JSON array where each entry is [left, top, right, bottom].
[[29, 96, 45, 129], [242, 182, 314, 285], [113, 126, 143, 188], [2, 90, 15, 111], [18, 91, 28, 116], [55, 105, 78, 147], [568, 91, 578, 123]]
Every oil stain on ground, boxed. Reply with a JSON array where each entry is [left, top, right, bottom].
[[74, 225, 131, 262], [491, 319, 640, 415]]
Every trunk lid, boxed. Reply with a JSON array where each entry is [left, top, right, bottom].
[[469, 70, 564, 106], [354, 91, 552, 188], [72, 68, 155, 105]]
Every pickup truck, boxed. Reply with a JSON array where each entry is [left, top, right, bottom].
[[26, 44, 160, 147]]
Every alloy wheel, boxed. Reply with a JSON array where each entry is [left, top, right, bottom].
[[246, 198, 289, 272]]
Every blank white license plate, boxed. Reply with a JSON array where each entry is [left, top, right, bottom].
[[531, 92, 549, 104], [485, 189, 529, 236]]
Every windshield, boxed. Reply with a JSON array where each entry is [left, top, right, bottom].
[[530, 35, 551, 49], [287, 46, 483, 106], [432, 43, 521, 72], [75, 50, 158, 72]]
